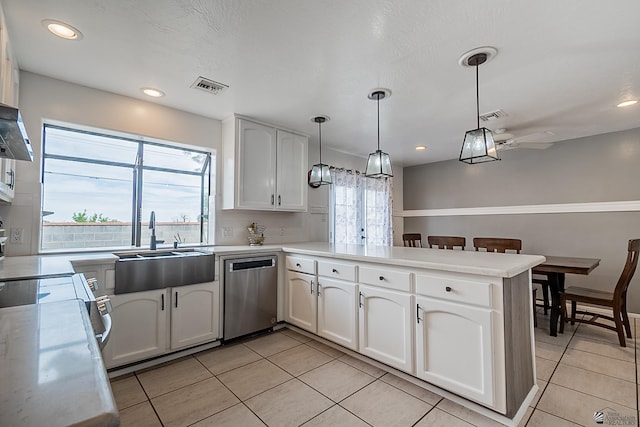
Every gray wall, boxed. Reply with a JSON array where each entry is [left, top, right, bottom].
[[403, 127, 640, 312]]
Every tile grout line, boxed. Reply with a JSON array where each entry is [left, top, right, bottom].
[[133, 371, 166, 426], [526, 318, 580, 426], [189, 353, 270, 426]]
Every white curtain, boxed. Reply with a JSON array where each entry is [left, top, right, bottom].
[[331, 169, 363, 245], [364, 176, 393, 246], [330, 169, 392, 246]]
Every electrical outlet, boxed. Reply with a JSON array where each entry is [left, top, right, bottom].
[[10, 228, 24, 244], [223, 227, 233, 237], [279, 227, 285, 236]]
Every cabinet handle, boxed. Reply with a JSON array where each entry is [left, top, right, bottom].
[[7, 170, 14, 190], [417, 304, 423, 324], [332, 268, 338, 273], [359, 292, 364, 308], [317, 282, 321, 296], [271, 194, 275, 205], [161, 294, 165, 311], [445, 286, 452, 292], [175, 291, 178, 308], [310, 280, 314, 294], [379, 276, 385, 281], [278, 195, 281, 206]]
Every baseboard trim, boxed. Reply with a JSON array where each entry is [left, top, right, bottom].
[[403, 200, 640, 217]]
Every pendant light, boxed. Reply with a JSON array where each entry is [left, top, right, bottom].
[[459, 49, 500, 164], [365, 89, 393, 177], [309, 115, 332, 186]]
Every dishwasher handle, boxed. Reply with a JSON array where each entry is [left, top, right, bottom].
[[228, 257, 276, 272]]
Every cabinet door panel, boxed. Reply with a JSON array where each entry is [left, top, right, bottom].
[[286, 271, 316, 332], [237, 119, 277, 209], [416, 296, 496, 407], [358, 285, 413, 372], [103, 289, 168, 368], [276, 130, 307, 211], [171, 282, 220, 350], [317, 278, 357, 350]]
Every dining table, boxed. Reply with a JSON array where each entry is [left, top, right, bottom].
[[532, 255, 601, 336]]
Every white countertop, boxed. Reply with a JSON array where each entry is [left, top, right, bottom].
[[281, 242, 545, 278], [0, 255, 76, 281], [0, 300, 119, 427], [0, 242, 545, 281]]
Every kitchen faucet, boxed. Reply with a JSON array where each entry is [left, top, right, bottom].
[[149, 211, 164, 250]]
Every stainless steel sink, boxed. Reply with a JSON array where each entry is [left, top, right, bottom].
[[114, 249, 214, 294]]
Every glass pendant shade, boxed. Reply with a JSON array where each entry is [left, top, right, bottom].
[[309, 115, 332, 186], [459, 127, 499, 164], [365, 149, 393, 177], [309, 163, 332, 185], [365, 89, 393, 178]]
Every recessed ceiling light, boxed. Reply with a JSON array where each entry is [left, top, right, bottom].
[[41, 19, 83, 40], [141, 87, 165, 98], [415, 146, 427, 151], [617, 100, 638, 108]]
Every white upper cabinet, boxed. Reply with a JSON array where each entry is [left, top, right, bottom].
[[235, 119, 277, 209], [222, 115, 308, 211], [275, 129, 307, 210], [0, 7, 18, 204]]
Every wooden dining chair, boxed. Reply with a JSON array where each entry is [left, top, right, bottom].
[[402, 233, 423, 248], [560, 239, 640, 347], [428, 236, 466, 250], [473, 237, 522, 254], [473, 237, 539, 326]]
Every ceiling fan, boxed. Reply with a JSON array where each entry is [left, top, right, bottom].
[[493, 128, 555, 150]]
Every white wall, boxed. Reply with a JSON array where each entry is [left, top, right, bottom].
[[1, 71, 404, 254]]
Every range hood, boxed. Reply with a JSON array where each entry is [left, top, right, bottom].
[[0, 104, 33, 162]]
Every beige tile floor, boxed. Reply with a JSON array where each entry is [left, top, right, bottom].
[[110, 313, 639, 427]]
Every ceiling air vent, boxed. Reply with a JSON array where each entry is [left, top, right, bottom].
[[479, 109, 508, 122], [190, 76, 229, 95]]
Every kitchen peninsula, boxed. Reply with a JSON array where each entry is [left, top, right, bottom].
[[280, 242, 545, 425]]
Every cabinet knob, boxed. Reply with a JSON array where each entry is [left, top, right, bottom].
[[379, 276, 384, 281], [296, 263, 301, 268], [332, 268, 338, 273], [445, 286, 452, 292]]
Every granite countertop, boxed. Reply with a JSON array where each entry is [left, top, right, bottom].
[[0, 299, 119, 427], [281, 242, 546, 278]]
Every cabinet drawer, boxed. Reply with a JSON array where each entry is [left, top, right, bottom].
[[317, 259, 357, 282], [359, 265, 412, 292], [415, 272, 493, 307], [286, 256, 316, 275]]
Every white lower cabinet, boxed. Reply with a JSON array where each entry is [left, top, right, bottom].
[[317, 277, 358, 350], [103, 282, 220, 369], [416, 296, 497, 407], [170, 282, 220, 350], [103, 289, 168, 369], [358, 284, 414, 373], [285, 271, 317, 332]]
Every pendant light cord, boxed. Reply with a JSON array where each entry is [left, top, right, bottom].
[[476, 63, 480, 129], [318, 120, 322, 162], [377, 94, 381, 151]]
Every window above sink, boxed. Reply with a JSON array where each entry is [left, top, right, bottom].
[[40, 123, 215, 252]]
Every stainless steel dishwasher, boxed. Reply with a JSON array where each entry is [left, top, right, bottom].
[[223, 254, 278, 340]]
